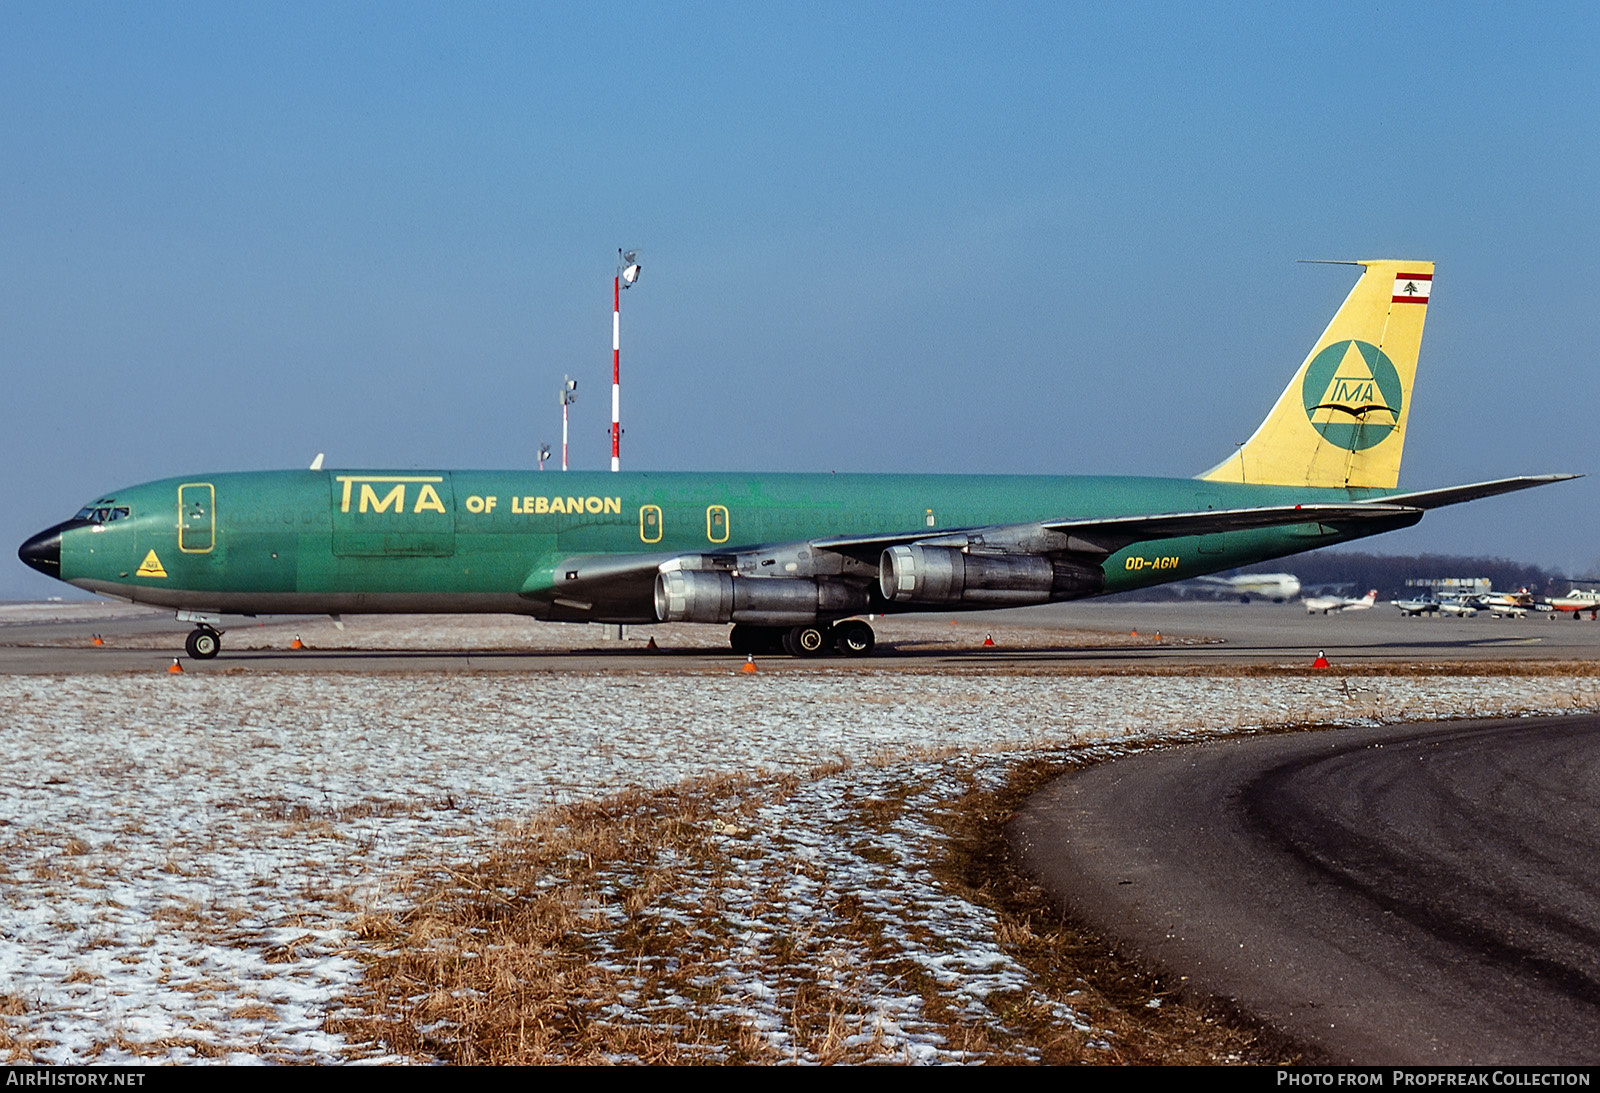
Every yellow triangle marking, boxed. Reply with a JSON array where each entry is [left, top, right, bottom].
[[136, 550, 167, 578]]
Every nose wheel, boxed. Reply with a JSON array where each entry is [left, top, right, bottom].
[[185, 627, 222, 660]]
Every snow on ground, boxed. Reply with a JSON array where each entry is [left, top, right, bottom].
[[1, 669, 1596, 1062]]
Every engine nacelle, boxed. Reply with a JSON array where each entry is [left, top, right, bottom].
[[655, 571, 868, 625], [879, 545, 1103, 606]]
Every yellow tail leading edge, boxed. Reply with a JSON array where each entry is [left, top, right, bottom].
[[1201, 259, 1433, 490]]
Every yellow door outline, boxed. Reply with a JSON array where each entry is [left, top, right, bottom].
[[706, 504, 729, 544], [639, 504, 663, 544], [177, 483, 215, 554]]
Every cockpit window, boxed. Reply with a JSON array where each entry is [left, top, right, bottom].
[[73, 506, 130, 524]]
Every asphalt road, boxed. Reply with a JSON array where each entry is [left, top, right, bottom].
[[1011, 714, 1600, 1064]]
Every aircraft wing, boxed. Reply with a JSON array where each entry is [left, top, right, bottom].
[[814, 502, 1423, 560], [816, 479, 1581, 559], [524, 501, 1425, 619]]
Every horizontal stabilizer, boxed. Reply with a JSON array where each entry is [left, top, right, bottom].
[[1377, 475, 1581, 510]]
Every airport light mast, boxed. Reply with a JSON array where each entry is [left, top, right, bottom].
[[560, 376, 577, 471], [612, 249, 641, 472]]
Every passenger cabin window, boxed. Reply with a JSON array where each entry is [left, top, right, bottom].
[[706, 505, 729, 543], [639, 504, 662, 544]]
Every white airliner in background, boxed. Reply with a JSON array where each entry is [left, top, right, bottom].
[[1192, 573, 1302, 602], [1303, 590, 1378, 614]]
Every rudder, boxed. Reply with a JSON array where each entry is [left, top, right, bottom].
[[1200, 259, 1433, 490]]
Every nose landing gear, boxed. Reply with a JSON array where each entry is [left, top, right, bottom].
[[175, 611, 226, 660], [184, 626, 222, 660]]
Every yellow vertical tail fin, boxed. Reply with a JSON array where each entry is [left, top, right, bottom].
[[1200, 259, 1433, 490]]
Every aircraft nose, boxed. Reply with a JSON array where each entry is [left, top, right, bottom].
[[18, 524, 64, 577]]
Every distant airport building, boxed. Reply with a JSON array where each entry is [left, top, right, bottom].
[[1405, 577, 1490, 595]]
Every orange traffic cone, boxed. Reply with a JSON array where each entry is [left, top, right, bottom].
[[1130, 629, 1139, 637], [983, 633, 996, 647], [741, 655, 758, 674], [167, 658, 184, 674], [290, 635, 305, 650], [1153, 631, 1162, 642], [646, 636, 659, 651], [1312, 650, 1330, 669]]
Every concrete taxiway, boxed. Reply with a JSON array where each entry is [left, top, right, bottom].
[[2, 598, 1598, 674]]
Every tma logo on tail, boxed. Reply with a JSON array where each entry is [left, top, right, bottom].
[[1300, 339, 1403, 451]]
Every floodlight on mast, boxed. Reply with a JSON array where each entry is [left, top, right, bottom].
[[560, 375, 578, 472]]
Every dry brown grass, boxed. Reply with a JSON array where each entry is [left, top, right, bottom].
[[327, 739, 1311, 1065], [329, 774, 777, 1064], [263, 935, 318, 964], [93, 1032, 231, 1061], [0, 1007, 44, 1064], [229, 1003, 280, 1021]]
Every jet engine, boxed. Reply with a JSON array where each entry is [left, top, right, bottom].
[[878, 545, 1103, 606], [655, 570, 868, 625]]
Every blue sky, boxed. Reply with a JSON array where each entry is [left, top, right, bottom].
[[4, 2, 1597, 597]]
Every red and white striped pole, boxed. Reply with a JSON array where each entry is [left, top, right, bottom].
[[612, 250, 640, 473], [610, 268, 621, 472]]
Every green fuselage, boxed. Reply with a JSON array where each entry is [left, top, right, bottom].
[[46, 468, 1409, 623]]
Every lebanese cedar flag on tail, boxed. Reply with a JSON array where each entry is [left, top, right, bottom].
[[1392, 272, 1432, 304]]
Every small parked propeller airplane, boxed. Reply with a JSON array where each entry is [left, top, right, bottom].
[[18, 260, 1577, 658], [1390, 596, 1442, 617]]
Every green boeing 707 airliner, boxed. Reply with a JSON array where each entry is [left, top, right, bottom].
[[18, 260, 1576, 659]]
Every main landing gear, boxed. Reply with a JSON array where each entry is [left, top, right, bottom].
[[729, 619, 876, 658]]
